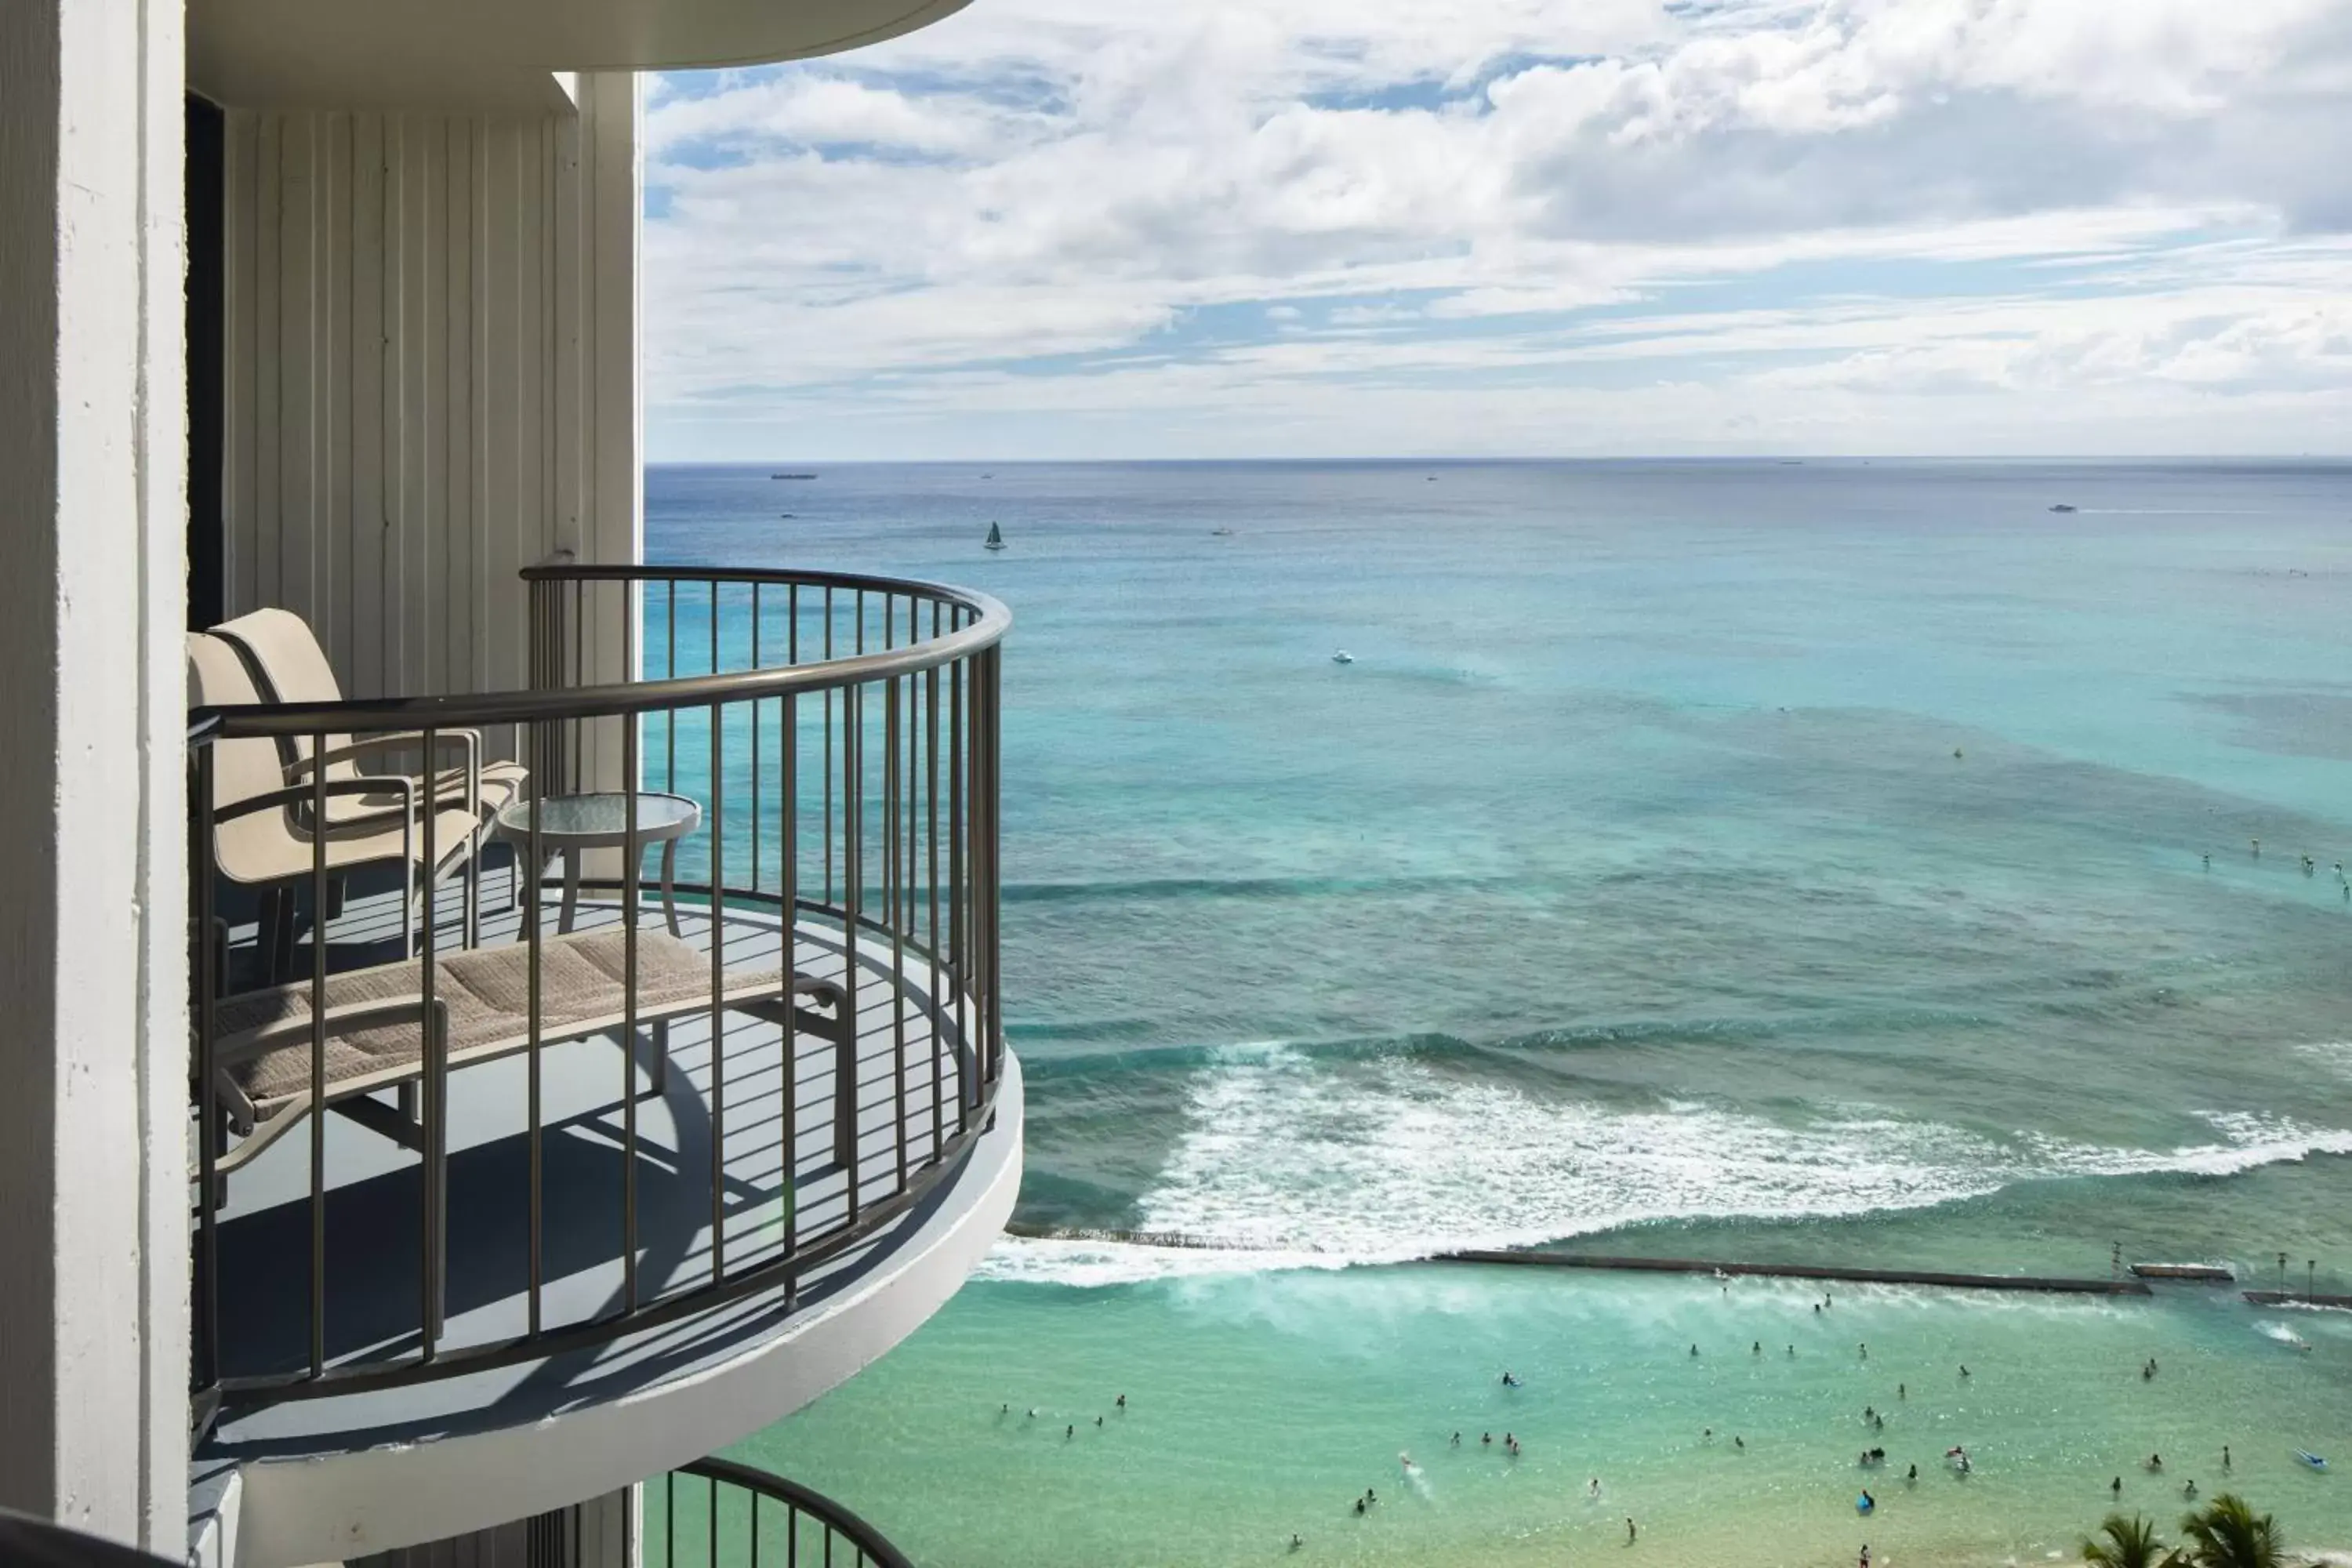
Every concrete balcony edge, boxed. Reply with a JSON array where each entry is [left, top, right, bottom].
[[229, 1052, 1023, 1568]]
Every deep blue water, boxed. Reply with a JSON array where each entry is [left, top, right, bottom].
[[648, 459, 2352, 1282]]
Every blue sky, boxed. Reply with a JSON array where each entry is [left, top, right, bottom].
[[642, 0, 2352, 459]]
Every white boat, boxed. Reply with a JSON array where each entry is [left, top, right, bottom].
[[1330, 650, 1355, 665]]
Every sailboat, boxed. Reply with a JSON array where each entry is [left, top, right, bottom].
[[984, 521, 1005, 551]]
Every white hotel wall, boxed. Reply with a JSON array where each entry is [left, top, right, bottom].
[[218, 74, 642, 704]]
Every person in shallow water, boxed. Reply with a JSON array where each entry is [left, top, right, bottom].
[[1626, 1518, 1638, 1543], [2112, 1477, 2123, 1498], [2148, 1454, 2163, 1472], [1906, 1465, 1918, 1483]]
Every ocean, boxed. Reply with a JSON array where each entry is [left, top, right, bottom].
[[648, 459, 2352, 1566]]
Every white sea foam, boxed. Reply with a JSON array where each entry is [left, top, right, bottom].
[[980, 1043, 2352, 1286]]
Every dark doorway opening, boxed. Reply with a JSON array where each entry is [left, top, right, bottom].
[[186, 93, 225, 631]]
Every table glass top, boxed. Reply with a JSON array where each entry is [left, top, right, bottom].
[[498, 791, 701, 838]]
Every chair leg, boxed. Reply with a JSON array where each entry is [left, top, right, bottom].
[[646, 1018, 670, 1095]]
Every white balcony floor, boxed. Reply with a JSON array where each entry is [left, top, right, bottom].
[[198, 864, 1012, 1462]]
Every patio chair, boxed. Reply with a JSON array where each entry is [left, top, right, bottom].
[[208, 608, 528, 831], [200, 927, 851, 1178], [190, 631, 488, 976]]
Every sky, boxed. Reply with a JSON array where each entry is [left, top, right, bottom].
[[642, 0, 2352, 460]]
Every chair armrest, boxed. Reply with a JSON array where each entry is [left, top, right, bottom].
[[289, 730, 481, 815], [211, 774, 418, 824]]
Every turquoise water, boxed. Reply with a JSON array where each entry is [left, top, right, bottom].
[[648, 459, 2352, 1563]]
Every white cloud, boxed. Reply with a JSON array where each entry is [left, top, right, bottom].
[[642, 0, 2352, 457]]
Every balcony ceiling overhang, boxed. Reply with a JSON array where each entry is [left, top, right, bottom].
[[189, 0, 971, 109]]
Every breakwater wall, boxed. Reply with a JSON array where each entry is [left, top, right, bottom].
[[999, 1225, 2151, 1296]]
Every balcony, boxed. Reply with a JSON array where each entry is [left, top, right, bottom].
[[186, 565, 1015, 1565]]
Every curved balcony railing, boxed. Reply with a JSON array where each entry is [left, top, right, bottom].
[[187, 564, 1007, 1426], [646, 1457, 915, 1568]]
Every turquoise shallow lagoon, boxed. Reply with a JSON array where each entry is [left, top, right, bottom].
[[648, 458, 2352, 1564], [735, 1267, 2352, 1568]]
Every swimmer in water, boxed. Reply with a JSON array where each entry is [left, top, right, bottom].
[[2148, 1454, 2162, 1472], [1704, 1428, 1714, 1443], [2184, 1479, 2197, 1499], [1451, 1432, 1461, 1447], [1095, 1415, 1104, 1427], [1753, 1341, 1762, 1355], [1788, 1345, 1796, 1357], [1897, 1384, 1906, 1400], [2223, 1445, 2232, 1470], [1290, 1534, 1303, 1552], [1354, 1498, 1366, 1516], [1366, 1490, 1377, 1507], [1400, 1452, 1415, 1472], [1906, 1465, 1917, 1483], [1483, 1432, 1492, 1446], [1065, 1425, 1074, 1440], [1116, 1394, 1127, 1409], [1589, 1477, 1601, 1499], [1735, 1436, 1745, 1450], [1959, 1365, 1970, 1379], [1690, 1344, 1700, 1356], [2112, 1476, 2122, 1498], [1860, 1343, 1867, 1359]]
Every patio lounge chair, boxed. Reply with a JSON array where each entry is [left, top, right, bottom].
[[208, 608, 529, 830], [201, 927, 850, 1178], [190, 631, 488, 971]]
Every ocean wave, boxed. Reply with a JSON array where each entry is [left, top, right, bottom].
[[980, 1044, 2352, 1287]]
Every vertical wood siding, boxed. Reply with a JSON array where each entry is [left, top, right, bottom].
[[219, 78, 638, 704]]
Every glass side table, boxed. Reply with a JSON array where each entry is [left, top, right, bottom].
[[492, 790, 702, 936]]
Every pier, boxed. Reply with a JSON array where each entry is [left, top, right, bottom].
[[2242, 1290, 2352, 1308]]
